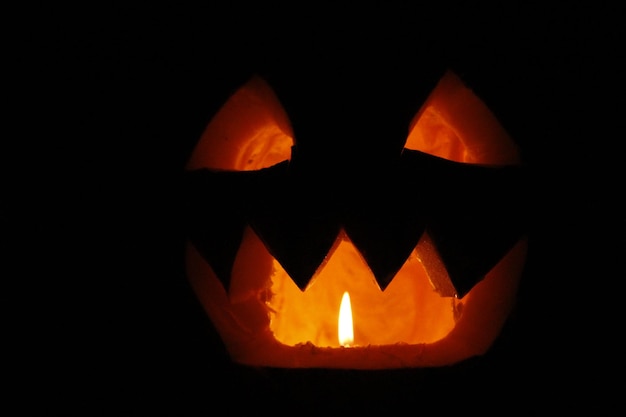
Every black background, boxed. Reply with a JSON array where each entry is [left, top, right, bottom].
[[8, 3, 625, 414]]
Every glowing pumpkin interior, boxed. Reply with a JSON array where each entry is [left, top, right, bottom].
[[185, 71, 527, 369]]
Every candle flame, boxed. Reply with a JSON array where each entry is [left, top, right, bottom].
[[338, 291, 354, 347]]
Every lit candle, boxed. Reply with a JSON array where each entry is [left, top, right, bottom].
[[338, 291, 354, 347]]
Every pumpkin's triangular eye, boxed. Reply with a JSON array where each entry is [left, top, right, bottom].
[[404, 70, 521, 165], [185, 76, 294, 171]]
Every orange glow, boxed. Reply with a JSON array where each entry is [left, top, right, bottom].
[[338, 292, 354, 347], [185, 70, 527, 368], [266, 232, 458, 347], [185, 75, 294, 171], [405, 71, 521, 165]]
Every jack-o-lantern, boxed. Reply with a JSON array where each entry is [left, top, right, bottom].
[[183, 70, 528, 369]]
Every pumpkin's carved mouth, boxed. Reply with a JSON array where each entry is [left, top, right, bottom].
[[184, 146, 527, 299]]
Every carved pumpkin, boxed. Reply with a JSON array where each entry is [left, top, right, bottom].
[[183, 70, 528, 369]]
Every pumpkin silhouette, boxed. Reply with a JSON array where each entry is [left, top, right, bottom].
[[183, 70, 528, 369]]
